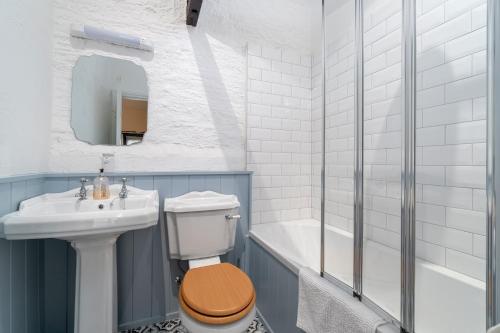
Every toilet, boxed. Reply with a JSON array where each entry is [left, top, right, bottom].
[[164, 191, 256, 333]]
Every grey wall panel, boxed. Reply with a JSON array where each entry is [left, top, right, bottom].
[[0, 177, 45, 333], [249, 239, 303, 333], [0, 172, 251, 333]]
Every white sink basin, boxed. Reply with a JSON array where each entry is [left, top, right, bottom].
[[0, 185, 159, 240], [0, 184, 159, 333]]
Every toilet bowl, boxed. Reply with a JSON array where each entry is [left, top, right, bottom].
[[164, 191, 256, 333]]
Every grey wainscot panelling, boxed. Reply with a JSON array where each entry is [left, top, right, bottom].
[[0, 176, 45, 333], [0, 172, 251, 333]]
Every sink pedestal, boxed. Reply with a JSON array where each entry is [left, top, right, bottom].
[[71, 235, 119, 333]]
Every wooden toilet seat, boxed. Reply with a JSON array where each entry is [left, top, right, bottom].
[[179, 263, 256, 325]]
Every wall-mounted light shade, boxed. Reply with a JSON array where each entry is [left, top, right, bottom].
[[70, 25, 153, 52]]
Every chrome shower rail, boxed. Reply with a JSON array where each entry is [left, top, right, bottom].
[[401, 0, 416, 332], [320, 0, 326, 278], [352, 0, 364, 299], [487, 0, 498, 328]]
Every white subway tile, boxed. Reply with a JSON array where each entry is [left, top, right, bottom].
[[365, 86, 387, 105], [372, 29, 401, 57], [261, 117, 282, 129], [416, 166, 445, 185], [417, 4, 444, 35], [372, 196, 400, 216], [386, 46, 402, 66], [421, 13, 471, 52], [248, 92, 262, 104], [446, 207, 486, 235], [249, 80, 272, 93], [249, 55, 272, 70], [421, 100, 472, 126], [261, 70, 282, 83], [417, 85, 445, 108], [247, 115, 261, 128], [422, 0, 445, 13], [417, 45, 445, 72], [417, 202, 446, 225], [473, 143, 486, 165], [281, 73, 301, 86], [473, 97, 486, 120], [445, 74, 486, 103], [364, 118, 386, 135], [422, 55, 472, 88], [473, 189, 486, 212], [261, 93, 282, 106], [372, 63, 401, 87], [249, 104, 271, 117], [445, 120, 486, 144], [422, 222, 473, 253], [272, 83, 292, 96], [272, 60, 293, 74], [422, 185, 472, 209], [371, 98, 401, 118], [473, 234, 486, 258], [248, 68, 261, 80], [364, 209, 387, 228], [249, 128, 272, 140], [445, 27, 486, 61], [445, 166, 485, 188], [292, 64, 311, 77], [417, 126, 445, 146], [473, 50, 486, 75], [365, 20, 387, 45], [444, 0, 484, 21], [471, 4, 487, 30], [365, 53, 387, 75]]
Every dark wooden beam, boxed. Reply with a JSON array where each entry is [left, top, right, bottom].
[[186, 0, 203, 26]]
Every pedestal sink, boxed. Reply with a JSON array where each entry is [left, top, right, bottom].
[[0, 184, 159, 333]]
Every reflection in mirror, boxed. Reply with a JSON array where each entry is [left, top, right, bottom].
[[71, 55, 148, 146]]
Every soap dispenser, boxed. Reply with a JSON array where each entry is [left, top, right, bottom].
[[93, 168, 110, 200]]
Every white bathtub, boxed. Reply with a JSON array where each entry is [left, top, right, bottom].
[[250, 219, 486, 333]]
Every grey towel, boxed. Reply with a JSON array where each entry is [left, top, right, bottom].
[[297, 267, 385, 333]]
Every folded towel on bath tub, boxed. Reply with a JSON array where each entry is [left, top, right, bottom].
[[297, 267, 385, 333]]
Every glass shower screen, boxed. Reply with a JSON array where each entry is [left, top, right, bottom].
[[414, 0, 487, 331], [322, 0, 356, 287], [361, 0, 402, 320]]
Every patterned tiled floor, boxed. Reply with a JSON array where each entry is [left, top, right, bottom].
[[120, 317, 267, 333]]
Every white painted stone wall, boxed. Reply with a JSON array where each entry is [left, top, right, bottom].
[[48, 0, 312, 173], [247, 44, 312, 224], [0, 0, 53, 177]]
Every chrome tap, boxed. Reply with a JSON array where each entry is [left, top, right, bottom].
[[119, 178, 128, 199], [75, 178, 88, 200]]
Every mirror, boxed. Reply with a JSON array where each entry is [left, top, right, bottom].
[[71, 55, 148, 146]]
